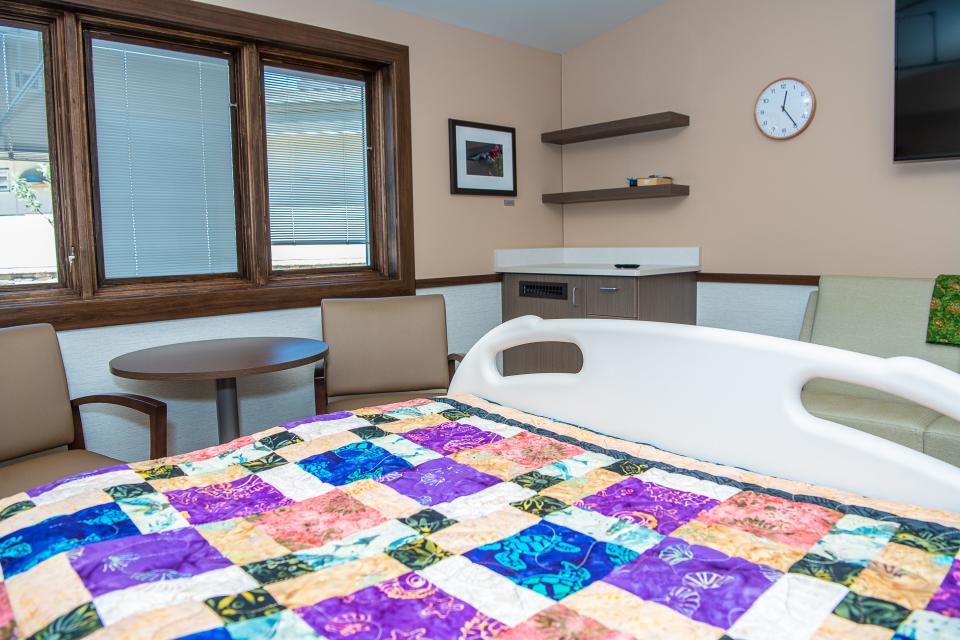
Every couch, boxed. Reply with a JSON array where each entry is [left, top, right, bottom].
[[800, 276, 960, 467]]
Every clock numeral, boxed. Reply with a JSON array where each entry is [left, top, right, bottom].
[[763, 98, 769, 103], [800, 91, 807, 96], [759, 110, 765, 115], [780, 83, 786, 89], [763, 120, 768, 125]]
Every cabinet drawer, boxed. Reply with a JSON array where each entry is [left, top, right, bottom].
[[585, 277, 637, 318]]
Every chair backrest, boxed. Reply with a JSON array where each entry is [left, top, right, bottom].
[[321, 295, 451, 397], [802, 276, 960, 400], [0, 324, 75, 461]]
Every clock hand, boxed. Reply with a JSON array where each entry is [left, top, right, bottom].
[[783, 108, 798, 127], [782, 90, 788, 110]]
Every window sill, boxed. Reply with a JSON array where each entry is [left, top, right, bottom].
[[0, 272, 413, 330]]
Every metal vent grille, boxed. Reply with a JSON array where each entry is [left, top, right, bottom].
[[519, 281, 567, 300]]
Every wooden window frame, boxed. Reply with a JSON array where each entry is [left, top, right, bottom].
[[0, 0, 414, 330]]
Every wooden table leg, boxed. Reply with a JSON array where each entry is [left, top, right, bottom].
[[215, 377, 240, 443]]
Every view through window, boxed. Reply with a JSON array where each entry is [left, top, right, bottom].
[[0, 24, 57, 286], [263, 66, 370, 271]]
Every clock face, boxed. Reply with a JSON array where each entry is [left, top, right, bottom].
[[755, 78, 816, 139]]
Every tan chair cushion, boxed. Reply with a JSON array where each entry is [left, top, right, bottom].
[[801, 390, 939, 452], [0, 324, 75, 462], [806, 276, 960, 402], [925, 415, 960, 468], [0, 449, 120, 497], [327, 390, 447, 413], [321, 295, 451, 396]]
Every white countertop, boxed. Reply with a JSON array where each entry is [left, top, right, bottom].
[[496, 263, 701, 277], [494, 247, 700, 278]]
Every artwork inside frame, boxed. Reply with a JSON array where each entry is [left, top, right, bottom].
[[448, 119, 517, 196]]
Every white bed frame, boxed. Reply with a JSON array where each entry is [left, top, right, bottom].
[[449, 316, 960, 513]]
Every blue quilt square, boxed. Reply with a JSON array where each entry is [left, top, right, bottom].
[[0, 502, 139, 578], [297, 441, 412, 485], [464, 521, 638, 601]]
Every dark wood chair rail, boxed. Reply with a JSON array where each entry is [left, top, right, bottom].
[[70, 393, 168, 459]]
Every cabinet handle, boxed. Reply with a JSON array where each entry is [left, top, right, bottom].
[[571, 286, 578, 307], [599, 287, 619, 292]]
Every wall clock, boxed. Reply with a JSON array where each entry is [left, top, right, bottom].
[[755, 77, 816, 139]]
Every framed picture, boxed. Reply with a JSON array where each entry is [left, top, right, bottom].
[[448, 119, 517, 196]]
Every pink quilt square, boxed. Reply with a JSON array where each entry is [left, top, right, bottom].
[[247, 489, 386, 550], [471, 431, 585, 471], [697, 491, 842, 549]]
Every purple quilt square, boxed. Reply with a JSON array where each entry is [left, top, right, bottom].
[[166, 474, 293, 525], [68, 527, 231, 597], [605, 536, 780, 628], [297, 572, 506, 639], [25, 464, 127, 498], [576, 477, 718, 534], [928, 559, 960, 618], [402, 421, 503, 455], [377, 457, 501, 506]]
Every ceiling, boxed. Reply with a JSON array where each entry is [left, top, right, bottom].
[[368, 0, 668, 53]]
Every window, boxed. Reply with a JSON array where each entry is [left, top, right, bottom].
[[0, 0, 413, 329], [264, 66, 370, 271], [0, 23, 58, 287], [90, 39, 238, 280]]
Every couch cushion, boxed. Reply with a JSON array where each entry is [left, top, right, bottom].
[[801, 390, 939, 452], [0, 449, 121, 498], [925, 415, 960, 468], [806, 276, 960, 401]]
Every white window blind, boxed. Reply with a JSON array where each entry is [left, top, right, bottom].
[[0, 26, 48, 163], [263, 66, 370, 268], [91, 39, 238, 279]]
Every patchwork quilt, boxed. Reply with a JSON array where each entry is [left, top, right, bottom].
[[0, 394, 959, 640]]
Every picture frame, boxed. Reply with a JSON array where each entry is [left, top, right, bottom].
[[448, 119, 517, 196]]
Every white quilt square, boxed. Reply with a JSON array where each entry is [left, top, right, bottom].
[[371, 434, 442, 467], [94, 566, 258, 626], [290, 415, 372, 441], [32, 469, 145, 505], [419, 556, 554, 626], [726, 573, 848, 640], [458, 416, 522, 439], [256, 464, 335, 502], [434, 482, 535, 521], [641, 468, 742, 502]]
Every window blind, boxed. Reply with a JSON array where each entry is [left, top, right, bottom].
[[91, 39, 237, 279], [263, 66, 370, 252], [0, 26, 49, 163]]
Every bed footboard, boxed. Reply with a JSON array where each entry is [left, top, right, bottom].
[[449, 316, 960, 512]]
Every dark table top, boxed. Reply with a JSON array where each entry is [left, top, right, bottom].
[[110, 337, 328, 381]]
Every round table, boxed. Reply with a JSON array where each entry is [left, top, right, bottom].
[[110, 337, 328, 443]]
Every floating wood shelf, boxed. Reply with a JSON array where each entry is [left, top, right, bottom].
[[542, 184, 689, 205], [541, 111, 689, 145]]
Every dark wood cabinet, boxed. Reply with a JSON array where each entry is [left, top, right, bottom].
[[501, 271, 697, 374]]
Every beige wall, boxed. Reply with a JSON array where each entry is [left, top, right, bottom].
[[560, 0, 960, 277], [202, 0, 563, 279]]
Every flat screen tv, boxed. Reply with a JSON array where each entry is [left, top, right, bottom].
[[895, 0, 960, 161]]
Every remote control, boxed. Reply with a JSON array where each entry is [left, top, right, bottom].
[[614, 263, 640, 269]]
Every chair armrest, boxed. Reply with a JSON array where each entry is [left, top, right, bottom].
[[314, 359, 327, 415], [448, 353, 464, 383], [70, 393, 168, 459]]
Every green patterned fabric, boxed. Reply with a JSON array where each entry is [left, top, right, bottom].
[[928, 274, 960, 345]]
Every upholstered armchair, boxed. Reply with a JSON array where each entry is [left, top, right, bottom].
[[315, 295, 463, 413], [0, 324, 167, 496]]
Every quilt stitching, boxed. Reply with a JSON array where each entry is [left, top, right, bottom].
[[0, 394, 956, 640]]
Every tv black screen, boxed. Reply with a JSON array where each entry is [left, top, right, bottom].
[[895, 0, 960, 161]]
